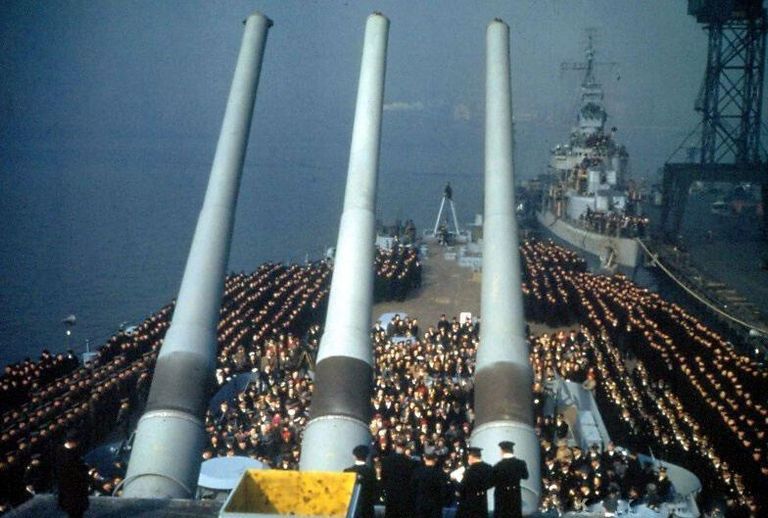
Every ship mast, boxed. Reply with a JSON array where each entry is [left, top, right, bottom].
[[561, 29, 615, 137], [582, 29, 598, 89]]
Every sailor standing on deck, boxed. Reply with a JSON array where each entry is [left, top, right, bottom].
[[411, 451, 451, 518], [492, 441, 528, 518], [453, 446, 494, 518], [55, 432, 89, 518], [344, 445, 376, 518], [381, 440, 416, 517]]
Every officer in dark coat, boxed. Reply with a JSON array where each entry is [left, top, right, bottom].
[[655, 466, 673, 502], [411, 452, 450, 518], [56, 434, 89, 518], [492, 441, 528, 518], [456, 446, 494, 518], [381, 441, 416, 518], [344, 445, 377, 518]]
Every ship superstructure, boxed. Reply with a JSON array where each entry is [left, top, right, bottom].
[[538, 33, 644, 269]]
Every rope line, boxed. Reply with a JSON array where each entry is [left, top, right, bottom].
[[636, 239, 768, 336]]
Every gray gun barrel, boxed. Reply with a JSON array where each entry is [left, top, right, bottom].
[[122, 12, 271, 498], [300, 12, 389, 471], [470, 19, 541, 514]]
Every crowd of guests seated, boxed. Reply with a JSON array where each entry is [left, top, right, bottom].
[[578, 208, 648, 238], [531, 331, 676, 514], [204, 356, 312, 470], [368, 314, 478, 481]]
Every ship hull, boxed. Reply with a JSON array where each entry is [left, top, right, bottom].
[[536, 209, 641, 268]]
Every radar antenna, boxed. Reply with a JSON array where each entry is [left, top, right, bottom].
[[560, 29, 617, 90]]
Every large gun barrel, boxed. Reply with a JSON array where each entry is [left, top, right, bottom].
[[122, 12, 272, 498], [471, 18, 541, 514], [299, 12, 389, 471]]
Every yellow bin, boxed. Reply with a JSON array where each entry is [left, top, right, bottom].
[[219, 470, 359, 517]]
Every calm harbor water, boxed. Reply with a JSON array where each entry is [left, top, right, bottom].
[[0, 118, 485, 366], [0, 146, 343, 365], [2, 135, 765, 367]]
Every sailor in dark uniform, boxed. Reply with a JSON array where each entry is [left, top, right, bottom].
[[344, 445, 377, 518], [381, 440, 416, 518], [455, 446, 494, 518], [655, 466, 673, 502], [553, 414, 569, 440], [55, 433, 89, 518], [492, 441, 528, 518], [411, 452, 450, 518]]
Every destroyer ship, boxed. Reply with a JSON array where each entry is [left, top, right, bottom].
[[537, 35, 646, 270]]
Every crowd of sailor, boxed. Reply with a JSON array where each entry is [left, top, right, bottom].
[[0, 247, 422, 513], [2, 238, 766, 517], [373, 243, 422, 302], [1, 351, 81, 414], [521, 239, 766, 515], [531, 331, 674, 513], [0, 311, 167, 510], [578, 208, 648, 238]]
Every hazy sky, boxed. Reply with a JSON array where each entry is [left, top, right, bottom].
[[0, 0, 715, 274], [2, 0, 706, 169], [0, 0, 721, 259], [0, 1, 757, 359]]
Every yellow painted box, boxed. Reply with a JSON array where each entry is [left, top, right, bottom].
[[219, 470, 359, 518]]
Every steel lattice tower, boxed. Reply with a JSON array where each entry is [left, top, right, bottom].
[[661, 0, 768, 238]]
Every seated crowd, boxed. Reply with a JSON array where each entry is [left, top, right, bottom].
[[0, 248, 423, 513], [2, 238, 765, 517]]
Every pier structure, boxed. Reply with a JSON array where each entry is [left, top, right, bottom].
[[470, 18, 541, 514], [121, 12, 272, 498], [661, 1, 767, 239], [299, 13, 389, 471]]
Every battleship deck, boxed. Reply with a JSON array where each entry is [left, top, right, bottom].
[[8, 239, 570, 518], [374, 241, 481, 323], [373, 241, 564, 337]]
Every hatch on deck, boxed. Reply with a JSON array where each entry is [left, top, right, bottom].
[[219, 470, 359, 517]]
